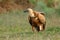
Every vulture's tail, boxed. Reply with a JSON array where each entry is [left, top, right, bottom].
[[43, 22, 46, 30]]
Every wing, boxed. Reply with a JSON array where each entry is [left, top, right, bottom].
[[33, 11, 45, 24], [40, 12, 45, 16], [28, 16, 33, 25], [38, 13, 46, 24], [33, 11, 45, 16]]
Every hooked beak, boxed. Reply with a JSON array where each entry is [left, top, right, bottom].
[[24, 10, 29, 13]]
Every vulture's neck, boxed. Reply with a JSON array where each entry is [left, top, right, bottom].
[[29, 11, 35, 17]]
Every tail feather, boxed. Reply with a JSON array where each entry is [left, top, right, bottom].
[[43, 22, 46, 30]]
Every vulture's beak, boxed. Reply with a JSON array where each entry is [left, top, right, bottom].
[[24, 10, 29, 13]]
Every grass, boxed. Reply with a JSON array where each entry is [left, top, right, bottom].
[[0, 10, 60, 40]]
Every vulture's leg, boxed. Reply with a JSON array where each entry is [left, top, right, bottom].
[[39, 24, 44, 31], [43, 23, 46, 30], [32, 26, 35, 32], [35, 26, 40, 32]]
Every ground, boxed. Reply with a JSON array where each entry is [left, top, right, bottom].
[[0, 10, 60, 40]]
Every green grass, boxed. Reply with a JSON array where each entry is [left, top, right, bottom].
[[0, 10, 60, 40]]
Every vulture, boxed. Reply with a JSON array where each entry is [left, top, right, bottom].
[[24, 8, 46, 32]]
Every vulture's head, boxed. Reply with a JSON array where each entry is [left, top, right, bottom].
[[24, 8, 35, 17], [24, 8, 33, 12]]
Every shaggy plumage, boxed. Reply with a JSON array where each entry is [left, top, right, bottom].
[[24, 8, 46, 32]]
